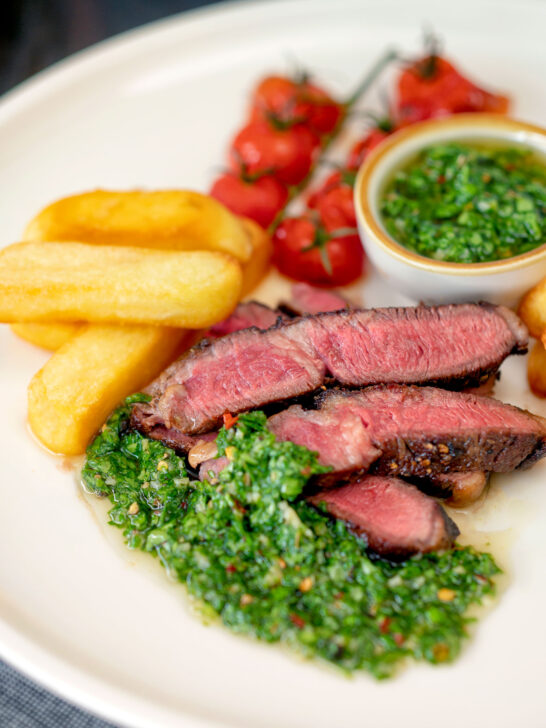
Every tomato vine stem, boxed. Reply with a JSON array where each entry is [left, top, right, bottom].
[[267, 47, 398, 234]]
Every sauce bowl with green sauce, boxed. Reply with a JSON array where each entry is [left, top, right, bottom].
[[354, 115, 546, 305]]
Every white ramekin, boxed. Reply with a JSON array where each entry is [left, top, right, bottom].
[[354, 114, 546, 306]]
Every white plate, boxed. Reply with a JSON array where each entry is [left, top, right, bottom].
[[1, 1, 546, 726]]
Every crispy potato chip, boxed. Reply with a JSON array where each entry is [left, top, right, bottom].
[[0, 242, 242, 328], [518, 278, 546, 339], [528, 338, 546, 398], [11, 322, 81, 350], [28, 324, 190, 455], [11, 219, 271, 349], [240, 217, 273, 295], [24, 189, 252, 263]]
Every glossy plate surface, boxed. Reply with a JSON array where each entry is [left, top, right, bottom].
[[1, 1, 545, 726]]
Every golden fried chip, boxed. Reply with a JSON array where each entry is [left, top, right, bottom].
[[28, 324, 190, 455], [24, 189, 252, 262], [518, 278, 546, 339], [0, 242, 242, 328], [528, 337, 546, 398], [11, 322, 81, 350], [240, 217, 273, 295]]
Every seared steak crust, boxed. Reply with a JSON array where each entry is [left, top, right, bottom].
[[269, 385, 546, 483], [308, 475, 459, 556], [147, 303, 528, 434]]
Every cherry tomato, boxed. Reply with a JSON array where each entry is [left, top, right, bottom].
[[307, 171, 357, 230], [395, 55, 509, 126], [347, 127, 392, 170], [250, 75, 343, 135], [251, 76, 298, 116], [307, 170, 355, 208], [231, 121, 319, 186], [298, 85, 344, 136], [316, 186, 357, 231], [210, 172, 288, 228], [272, 216, 364, 287]]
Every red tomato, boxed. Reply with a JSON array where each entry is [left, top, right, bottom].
[[251, 76, 297, 116], [395, 55, 510, 126], [347, 127, 392, 170], [272, 216, 364, 287], [210, 172, 288, 228], [307, 170, 356, 209], [297, 85, 344, 135], [250, 75, 343, 135], [231, 121, 319, 186], [316, 186, 357, 231]]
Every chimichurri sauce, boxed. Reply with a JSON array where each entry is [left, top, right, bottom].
[[380, 143, 546, 263], [82, 395, 499, 678]]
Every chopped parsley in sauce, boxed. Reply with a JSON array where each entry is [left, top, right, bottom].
[[82, 395, 499, 678], [380, 143, 546, 263]]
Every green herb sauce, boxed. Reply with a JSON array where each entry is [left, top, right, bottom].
[[380, 143, 546, 263], [82, 395, 500, 678]]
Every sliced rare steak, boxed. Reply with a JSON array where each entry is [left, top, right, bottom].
[[145, 303, 528, 434], [307, 475, 459, 556], [279, 283, 350, 316], [268, 385, 546, 483], [130, 402, 217, 453], [412, 471, 490, 508], [204, 301, 284, 338]]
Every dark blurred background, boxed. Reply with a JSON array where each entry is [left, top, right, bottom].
[[0, 0, 224, 95]]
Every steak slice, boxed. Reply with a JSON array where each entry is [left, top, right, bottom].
[[268, 385, 546, 483], [147, 303, 528, 434], [307, 475, 459, 556], [205, 301, 284, 338], [280, 283, 350, 316], [130, 401, 217, 453]]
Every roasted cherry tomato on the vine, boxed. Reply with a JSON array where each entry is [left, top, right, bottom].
[[230, 121, 319, 186], [395, 54, 509, 126], [210, 172, 288, 229], [347, 125, 393, 170], [316, 185, 357, 231], [307, 169, 356, 208], [307, 170, 357, 230], [272, 216, 364, 287], [251, 76, 298, 117], [250, 75, 343, 136]]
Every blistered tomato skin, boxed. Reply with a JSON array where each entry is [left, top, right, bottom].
[[316, 185, 357, 231], [210, 173, 288, 229], [230, 121, 319, 186], [273, 216, 364, 287], [347, 127, 392, 170], [395, 55, 510, 126], [250, 75, 343, 136]]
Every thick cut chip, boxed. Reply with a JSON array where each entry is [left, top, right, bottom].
[[240, 217, 273, 295], [23, 189, 252, 263], [28, 324, 190, 455], [11, 322, 81, 350], [10, 219, 271, 349], [518, 278, 546, 339], [0, 242, 242, 328], [528, 337, 546, 398]]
